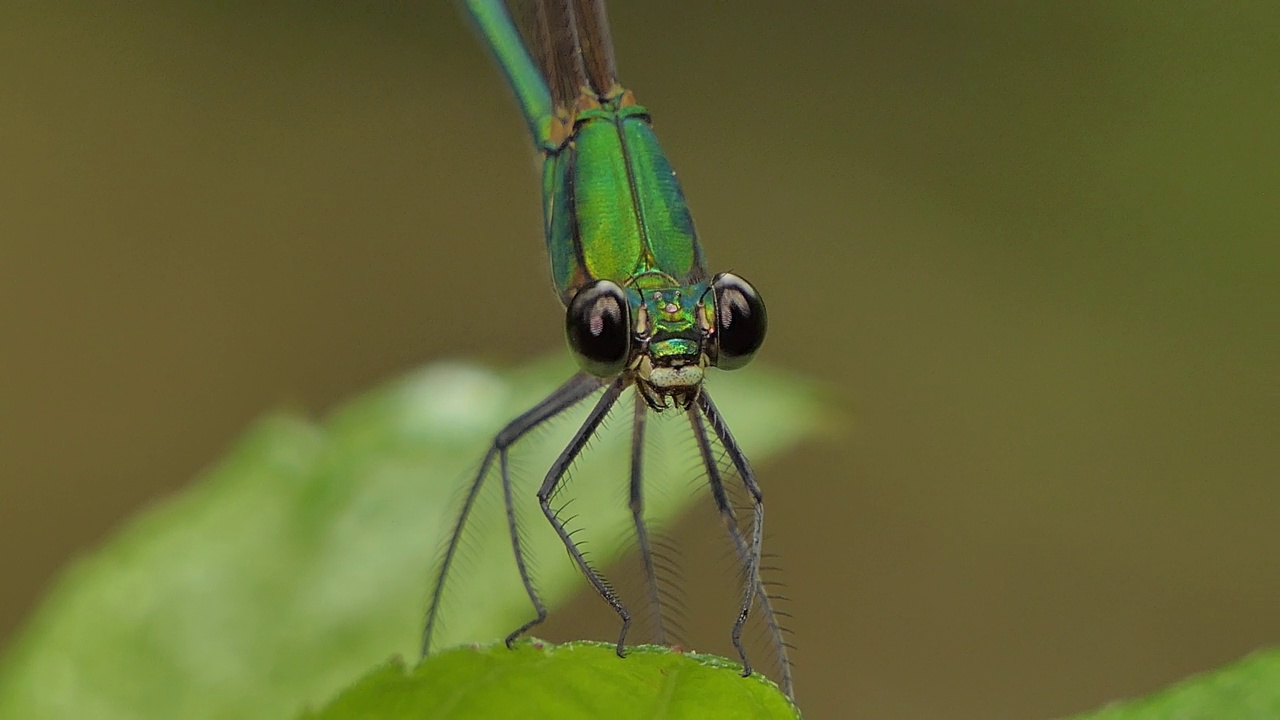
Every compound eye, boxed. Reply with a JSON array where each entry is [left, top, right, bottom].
[[712, 273, 767, 370], [566, 280, 631, 377]]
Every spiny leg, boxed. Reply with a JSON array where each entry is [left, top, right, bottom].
[[422, 372, 605, 656], [696, 392, 765, 669], [627, 392, 666, 644], [685, 407, 755, 676], [689, 393, 794, 699], [536, 377, 633, 656], [497, 451, 539, 648]]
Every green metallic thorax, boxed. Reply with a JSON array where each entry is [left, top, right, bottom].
[[462, 0, 714, 386], [541, 90, 708, 307]]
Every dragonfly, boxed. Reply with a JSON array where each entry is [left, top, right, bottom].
[[425, 0, 793, 698]]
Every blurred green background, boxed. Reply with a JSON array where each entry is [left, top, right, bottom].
[[1, 2, 1276, 718]]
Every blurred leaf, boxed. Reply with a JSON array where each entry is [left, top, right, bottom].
[[300, 640, 799, 720], [1065, 648, 1280, 720], [0, 358, 825, 720]]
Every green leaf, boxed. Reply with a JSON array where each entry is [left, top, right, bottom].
[[1063, 648, 1280, 720], [300, 640, 800, 720], [0, 358, 826, 720]]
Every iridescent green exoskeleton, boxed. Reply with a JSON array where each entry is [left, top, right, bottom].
[[425, 0, 792, 698]]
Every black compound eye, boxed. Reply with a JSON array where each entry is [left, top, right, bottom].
[[566, 280, 631, 377], [712, 273, 767, 370]]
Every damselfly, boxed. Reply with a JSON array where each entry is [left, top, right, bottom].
[[424, 0, 792, 698]]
